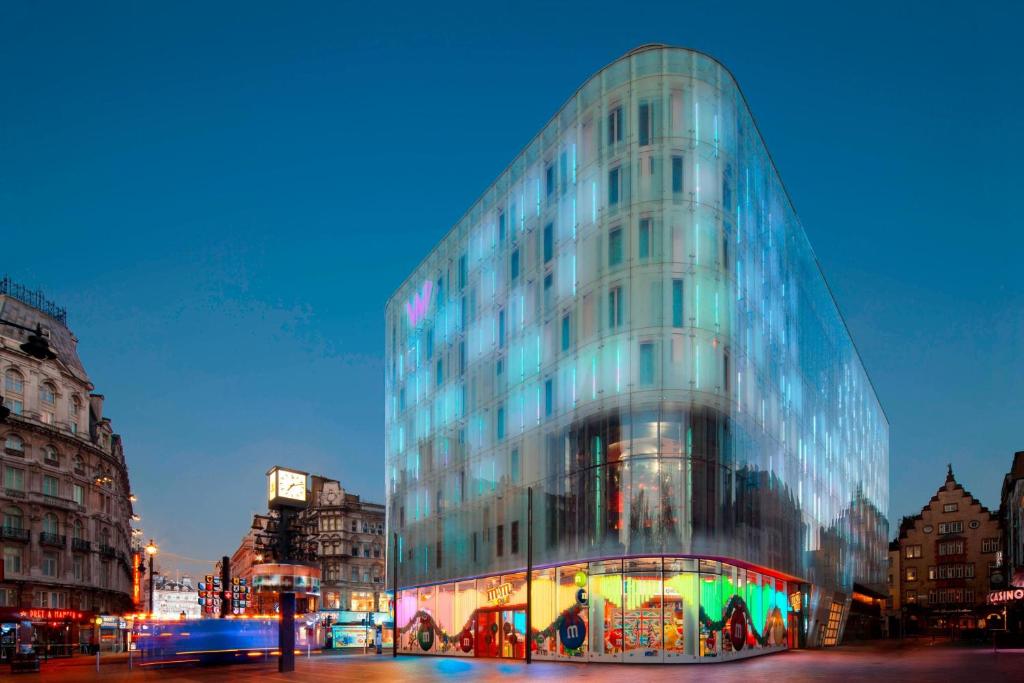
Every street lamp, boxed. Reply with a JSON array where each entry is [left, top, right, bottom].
[[0, 317, 59, 361], [145, 540, 159, 615]]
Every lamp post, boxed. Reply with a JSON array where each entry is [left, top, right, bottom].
[[145, 540, 159, 615]]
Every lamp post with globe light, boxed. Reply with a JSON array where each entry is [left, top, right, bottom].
[[145, 540, 159, 615]]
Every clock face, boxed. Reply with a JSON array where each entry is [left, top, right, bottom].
[[278, 470, 306, 501], [268, 473, 277, 501]]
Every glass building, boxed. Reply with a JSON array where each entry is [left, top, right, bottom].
[[385, 45, 889, 662]]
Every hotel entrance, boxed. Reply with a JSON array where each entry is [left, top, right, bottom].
[[474, 607, 526, 659]]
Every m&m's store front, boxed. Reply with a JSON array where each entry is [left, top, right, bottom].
[[396, 556, 801, 663]]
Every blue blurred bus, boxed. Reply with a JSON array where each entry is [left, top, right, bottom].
[[131, 619, 309, 666]]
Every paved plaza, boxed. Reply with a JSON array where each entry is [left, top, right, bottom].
[[20, 639, 1024, 682]]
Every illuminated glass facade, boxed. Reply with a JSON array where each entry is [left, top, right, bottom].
[[385, 45, 889, 661]]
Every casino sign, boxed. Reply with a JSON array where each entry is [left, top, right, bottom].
[[986, 589, 1024, 605]]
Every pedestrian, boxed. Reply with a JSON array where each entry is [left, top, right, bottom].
[[375, 626, 382, 655]]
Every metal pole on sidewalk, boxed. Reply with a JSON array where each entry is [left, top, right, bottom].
[[392, 531, 398, 658], [526, 486, 533, 664]]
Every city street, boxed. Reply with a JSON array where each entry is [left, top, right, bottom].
[[24, 640, 1024, 682]]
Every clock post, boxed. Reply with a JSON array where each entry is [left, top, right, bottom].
[[266, 466, 310, 674]]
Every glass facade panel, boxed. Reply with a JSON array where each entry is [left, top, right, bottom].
[[387, 45, 888, 661]]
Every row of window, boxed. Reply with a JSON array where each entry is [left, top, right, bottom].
[[4, 369, 84, 431], [3, 464, 92, 505], [905, 563, 977, 581], [320, 541, 383, 558], [323, 564, 385, 583], [3, 505, 117, 545], [2, 544, 111, 582], [318, 516, 385, 534], [903, 535, 998, 559], [3, 434, 103, 477]]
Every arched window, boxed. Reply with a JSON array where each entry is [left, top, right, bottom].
[[4, 434, 24, 453], [73, 454, 85, 474], [69, 396, 82, 434], [99, 527, 111, 549], [4, 369, 24, 394], [42, 512, 59, 535], [40, 381, 56, 406], [43, 445, 59, 465], [2, 506, 23, 529], [72, 519, 84, 540]]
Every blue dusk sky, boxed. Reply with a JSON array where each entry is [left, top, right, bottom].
[[2, 1, 1021, 575]]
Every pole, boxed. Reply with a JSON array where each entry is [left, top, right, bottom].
[[279, 591, 296, 672], [392, 531, 398, 658], [148, 554, 155, 615], [526, 487, 533, 664]]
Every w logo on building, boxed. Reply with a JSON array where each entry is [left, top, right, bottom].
[[406, 280, 434, 327]]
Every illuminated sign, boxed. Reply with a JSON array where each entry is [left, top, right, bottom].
[[987, 589, 1024, 604], [132, 552, 141, 608], [486, 582, 513, 605], [267, 466, 308, 509], [405, 280, 433, 328], [13, 608, 90, 622]]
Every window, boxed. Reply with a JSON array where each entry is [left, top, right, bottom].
[[545, 164, 555, 197], [544, 379, 553, 417], [982, 538, 1000, 553], [511, 249, 520, 281], [608, 286, 624, 329], [496, 524, 504, 557], [436, 359, 443, 387], [905, 544, 922, 559], [40, 382, 56, 406], [351, 545, 358, 556], [943, 503, 958, 513], [608, 167, 621, 206], [638, 218, 651, 260], [510, 448, 520, 484], [511, 520, 520, 554], [498, 309, 506, 348], [496, 405, 505, 440], [543, 273, 553, 310], [4, 434, 24, 453], [608, 105, 623, 145], [608, 227, 623, 267], [3, 397, 22, 416], [639, 342, 655, 386], [72, 519, 84, 541], [4, 466, 24, 492], [561, 314, 571, 352], [458, 254, 468, 289], [938, 540, 964, 556], [436, 540, 443, 568], [903, 591, 917, 604], [672, 279, 684, 328], [905, 567, 917, 582], [69, 396, 81, 434], [498, 210, 506, 242], [543, 223, 553, 263], [43, 445, 59, 465], [42, 513, 58, 535], [3, 546, 22, 575], [928, 566, 936, 580], [43, 475, 59, 497], [671, 156, 683, 194], [42, 552, 58, 577], [638, 102, 652, 146], [938, 521, 964, 535], [4, 369, 24, 394]]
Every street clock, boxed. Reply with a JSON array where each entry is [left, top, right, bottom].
[[267, 466, 309, 509]]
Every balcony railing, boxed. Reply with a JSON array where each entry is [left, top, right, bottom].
[[40, 532, 66, 547], [4, 447, 25, 457], [99, 544, 117, 558], [72, 538, 91, 552], [1, 526, 30, 542], [4, 488, 27, 499]]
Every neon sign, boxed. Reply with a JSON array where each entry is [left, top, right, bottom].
[[987, 589, 1024, 604], [405, 280, 433, 327]]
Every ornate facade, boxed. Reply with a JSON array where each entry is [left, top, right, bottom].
[[0, 280, 136, 647]]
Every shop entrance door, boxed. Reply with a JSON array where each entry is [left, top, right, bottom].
[[474, 607, 526, 659]]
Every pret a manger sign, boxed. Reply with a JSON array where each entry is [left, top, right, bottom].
[[987, 589, 1024, 605]]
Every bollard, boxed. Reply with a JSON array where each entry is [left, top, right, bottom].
[[95, 648, 100, 672]]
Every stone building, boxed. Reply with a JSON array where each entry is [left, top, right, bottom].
[[0, 279, 135, 648], [228, 474, 386, 615], [308, 476, 386, 614], [890, 465, 1001, 633]]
